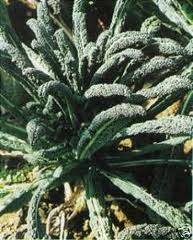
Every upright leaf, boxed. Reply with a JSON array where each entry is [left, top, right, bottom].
[[0, 0, 11, 26], [110, 0, 134, 35], [37, 0, 55, 36], [54, 29, 76, 58], [72, 0, 88, 56]]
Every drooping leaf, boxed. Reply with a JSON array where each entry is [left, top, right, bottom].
[[124, 55, 186, 87], [91, 49, 146, 85], [23, 144, 69, 165], [96, 30, 111, 60], [26, 181, 48, 239], [137, 75, 192, 100], [0, 118, 27, 140], [23, 67, 54, 87], [38, 81, 76, 105], [143, 37, 186, 56], [0, 183, 35, 215], [0, 93, 27, 121], [105, 34, 152, 58], [84, 83, 132, 99], [0, 131, 31, 153], [77, 103, 146, 160], [38, 81, 78, 127], [118, 224, 180, 240], [146, 94, 181, 117], [130, 136, 189, 157], [84, 168, 113, 240], [26, 166, 64, 239], [106, 31, 151, 49], [140, 16, 162, 35], [27, 18, 56, 51], [103, 171, 191, 228], [152, 0, 193, 37], [115, 115, 193, 140], [0, 50, 34, 96], [26, 118, 51, 150], [22, 43, 56, 79], [107, 158, 190, 168], [105, 136, 190, 167], [0, 48, 37, 99], [0, 42, 32, 72], [185, 38, 193, 56]]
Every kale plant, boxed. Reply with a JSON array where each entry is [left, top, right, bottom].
[[0, 0, 192, 239]]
